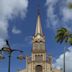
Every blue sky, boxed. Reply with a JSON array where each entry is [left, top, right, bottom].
[[0, 0, 72, 72]]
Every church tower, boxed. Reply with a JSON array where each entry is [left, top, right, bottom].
[[19, 9, 61, 72], [32, 12, 46, 63], [26, 12, 53, 72], [30, 12, 48, 72]]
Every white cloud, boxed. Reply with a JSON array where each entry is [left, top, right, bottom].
[[46, 0, 72, 30], [1, 0, 28, 18], [0, 39, 6, 49], [63, 8, 72, 20], [0, 0, 28, 48], [62, 0, 72, 21], [12, 27, 21, 34], [54, 46, 72, 72], [0, 20, 8, 38], [46, 0, 59, 29]]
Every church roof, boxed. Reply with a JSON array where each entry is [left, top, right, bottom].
[[35, 14, 43, 36]]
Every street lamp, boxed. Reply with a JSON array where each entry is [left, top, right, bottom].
[[0, 40, 25, 72]]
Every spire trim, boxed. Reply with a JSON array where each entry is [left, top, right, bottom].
[[35, 15, 43, 36]]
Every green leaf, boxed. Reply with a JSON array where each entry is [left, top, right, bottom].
[[68, 37, 72, 45], [68, 3, 72, 9]]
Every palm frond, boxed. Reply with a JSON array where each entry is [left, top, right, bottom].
[[55, 27, 69, 44], [68, 37, 72, 45], [57, 27, 67, 33], [55, 35, 64, 43], [68, 34, 72, 45], [68, 3, 72, 9]]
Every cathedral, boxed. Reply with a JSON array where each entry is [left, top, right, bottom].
[[19, 12, 61, 72]]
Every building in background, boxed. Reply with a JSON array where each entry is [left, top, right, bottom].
[[19, 12, 61, 72]]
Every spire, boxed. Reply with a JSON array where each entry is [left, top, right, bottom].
[[35, 10, 43, 36]]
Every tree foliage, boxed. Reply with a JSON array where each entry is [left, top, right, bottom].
[[68, 3, 72, 9], [55, 27, 72, 45]]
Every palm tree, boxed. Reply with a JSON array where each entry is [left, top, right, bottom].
[[55, 27, 72, 72], [68, 34, 72, 45], [68, 3, 72, 9], [55, 27, 72, 44]]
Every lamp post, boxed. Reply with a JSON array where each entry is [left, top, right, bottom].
[[0, 40, 25, 72], [63, 47, 65, 72]]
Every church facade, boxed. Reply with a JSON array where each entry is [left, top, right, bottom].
[[19, 14, 61, 72]]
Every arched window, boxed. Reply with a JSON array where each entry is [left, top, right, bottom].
[[35, 65, 42, 72]]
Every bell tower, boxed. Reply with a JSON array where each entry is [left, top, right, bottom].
[[22, 8, 54, 72], [32, 15, 46, 53], [26, 9, 50, 72], [19, 1, 61, 72], [19, 3, 61, 72], [25, 9, 53, 72], [32, 12, 46, 53], [32, 10, 46, 62]]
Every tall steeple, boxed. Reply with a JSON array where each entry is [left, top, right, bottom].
[[32, 9, 46, 53], [35, 13, 43, 36]]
